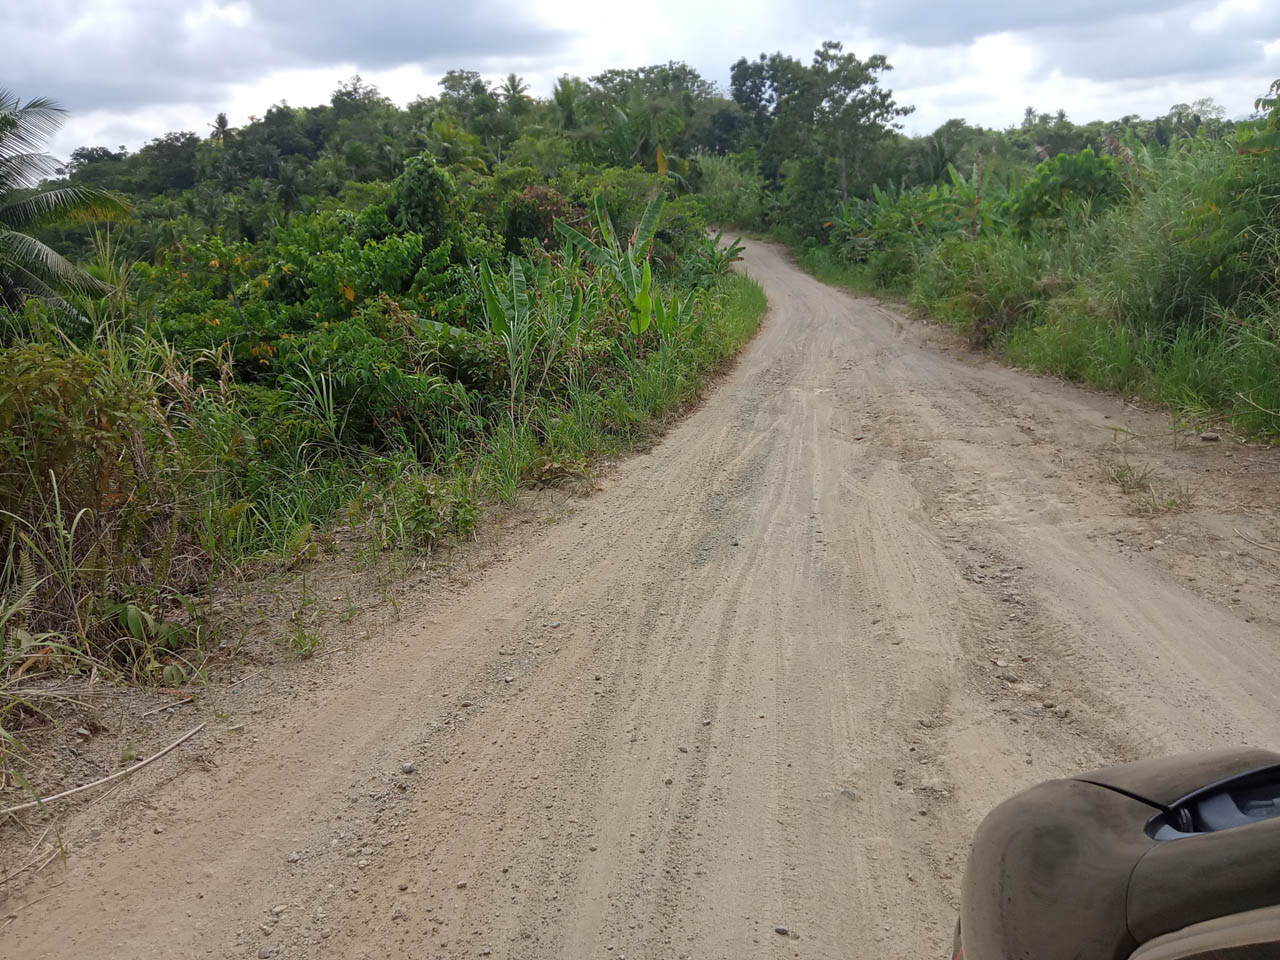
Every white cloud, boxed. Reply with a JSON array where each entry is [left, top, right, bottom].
[[22, 0, 1280, 159]]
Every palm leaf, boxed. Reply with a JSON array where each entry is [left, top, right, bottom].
[[0, 151, 62, 190], [0, 186, 131, 229], [0, 90, 67, 162], [0, 230, 107, 296]]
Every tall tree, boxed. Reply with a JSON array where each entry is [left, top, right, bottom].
[[551, 76, 586, 131], [809, 42, 912, 203], [499, 73, 531, 116], [0, 90, 128, 306], [209, 112, 232, 145]]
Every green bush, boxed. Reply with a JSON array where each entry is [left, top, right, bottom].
[[1004, 147, 1125, 232]]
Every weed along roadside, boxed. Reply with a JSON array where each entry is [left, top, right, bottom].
[[0, 87, 764, 822]]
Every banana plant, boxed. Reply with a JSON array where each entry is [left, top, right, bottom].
[[478, 255, 587, 421], [553, 191, 665, 334], [652, 287, 694, 339]]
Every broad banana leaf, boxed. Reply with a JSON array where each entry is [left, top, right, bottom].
[[478, 260, 510, 337]]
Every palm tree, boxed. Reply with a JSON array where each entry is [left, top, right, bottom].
[[0, 89, 129, 307], [499, 73, 531, 117], [552, 76, 585, 131], [208, 111, 233, 145]]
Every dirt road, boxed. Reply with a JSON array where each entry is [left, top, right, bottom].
[[6, 240, 1280, 960]]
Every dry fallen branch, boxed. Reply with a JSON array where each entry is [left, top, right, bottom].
[[1234, 527, 1280, 554], [0, 723, 206, 818], [139, 696, 194, 718]]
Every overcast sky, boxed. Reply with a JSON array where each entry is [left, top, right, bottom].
[[12, 0, 1280, 159]]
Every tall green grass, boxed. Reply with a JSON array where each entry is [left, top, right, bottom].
[[766, 142, 1280, 439]]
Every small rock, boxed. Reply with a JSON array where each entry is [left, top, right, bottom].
[[398, 883, 409, 891], [461, 700, 474, 708], [1199, 432, 1221, 442], [320, 929, 332, 939], [503, 676, 514, 684], [271, 905, 287, 916], [456, 880, 468, 889], [357, 859, 371, 869], [153, 826, 164, 835], [677, 746, 688, 754], [287, 852, 301, 864], [664, 777, 673, 785], [401, 762, 416, 774], [702, 720, 711, 727], [994, 659, 1009, 668], [74, 727, 91, 739], [258, 948, 273, 959], [775, 926, 789, 936], [549, 621, 561, 628], [589, 844, 598, 852]]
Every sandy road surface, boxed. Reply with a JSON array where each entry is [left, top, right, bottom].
[[6, 240, 1280, 960]]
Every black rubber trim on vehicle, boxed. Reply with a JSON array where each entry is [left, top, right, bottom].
[[1074, 778, 1171, 813]]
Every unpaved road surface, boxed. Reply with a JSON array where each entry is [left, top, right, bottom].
[[6, 241, 1280, 959]]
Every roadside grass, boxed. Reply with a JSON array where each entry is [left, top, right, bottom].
[[1002, 301, 1280, 437], [0, 272, 766, 774], [795, 246, 878, 296], [1105, 458, 1196, 514], [784, 233, 1280, 441], [724, 142, 1280, 444]]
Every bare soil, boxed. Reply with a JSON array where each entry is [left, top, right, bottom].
[[3, 240, 1279, 960]]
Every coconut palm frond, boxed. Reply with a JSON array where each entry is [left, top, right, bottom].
[[0, 186, 132, 229], [0, 89, 68, 160], [0, 229, 109, 297], [0, 150, 63, 190]]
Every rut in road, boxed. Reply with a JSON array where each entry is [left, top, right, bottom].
[[7, 239, 1280, 960]]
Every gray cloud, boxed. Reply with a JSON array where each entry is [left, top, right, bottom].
[[1028, 3, 1280, 83], [252, 2, 568, 69], [849, 0, 1190, 47], [13, 0, 1280, 155], [9, 0, 570, 113]]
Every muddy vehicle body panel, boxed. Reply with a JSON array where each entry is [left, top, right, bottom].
[[958, 749, 1280, 960]]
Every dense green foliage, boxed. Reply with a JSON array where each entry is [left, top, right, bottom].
[[700, 76, 1280, 439], [0, 64, 771, 687]]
